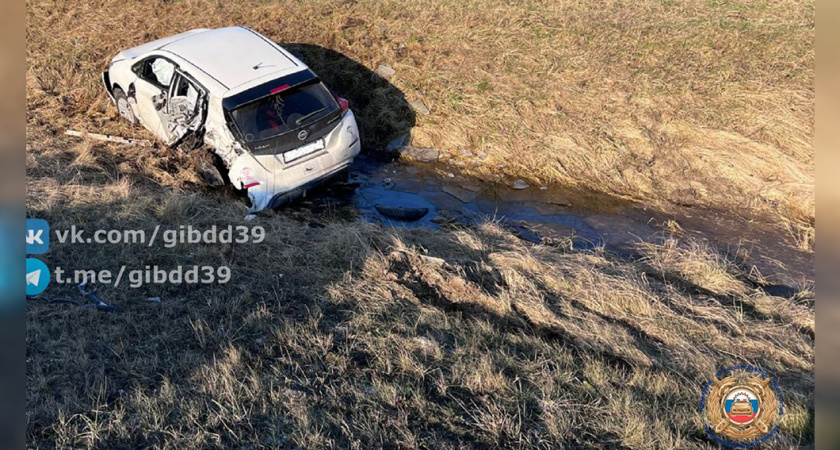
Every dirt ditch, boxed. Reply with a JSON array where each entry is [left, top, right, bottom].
[[285, 153, 813, 291]]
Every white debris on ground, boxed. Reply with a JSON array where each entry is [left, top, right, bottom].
[[375, 63, 396, 79], [399, 146, 440, 162], [513, 179, 529, 190], [65, 129, 152, 147], [409, 99, 430, 115]]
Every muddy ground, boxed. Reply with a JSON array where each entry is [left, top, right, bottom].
[[269, 152, 813, 293]]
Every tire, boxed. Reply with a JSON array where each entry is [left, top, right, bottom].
[[188, 148, 227, 188], [113, 87, 138, 125]]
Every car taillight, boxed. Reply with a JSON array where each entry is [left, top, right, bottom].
[[336, 96, 349, 116]]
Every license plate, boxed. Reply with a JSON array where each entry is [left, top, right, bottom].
[[283, 139, 325, 163]]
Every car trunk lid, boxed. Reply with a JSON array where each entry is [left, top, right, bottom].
[[223, 69, 342, 156]]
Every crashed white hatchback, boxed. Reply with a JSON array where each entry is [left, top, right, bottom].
[[103, 26, 361, 212]]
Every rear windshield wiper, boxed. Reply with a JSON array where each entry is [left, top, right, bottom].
[[296, 108, 326, 125]]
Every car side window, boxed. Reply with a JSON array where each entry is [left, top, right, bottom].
[[137, 57, 175, 88], [170, 73, 201, 112]]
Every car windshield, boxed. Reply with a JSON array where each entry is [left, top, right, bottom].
[[229, 81, 338, 142]]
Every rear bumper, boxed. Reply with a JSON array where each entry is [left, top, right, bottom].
[[266, 163, 350, 209], [235, 110, 361, 213]]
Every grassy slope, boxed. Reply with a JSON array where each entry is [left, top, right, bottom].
[[26, 185, 815, 448], [26, 0, 815, 448], [27, 0, 814, 226]]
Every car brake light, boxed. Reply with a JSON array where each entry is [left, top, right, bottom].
[[270, 84, 290, 94], [336, 96, 349, 115]]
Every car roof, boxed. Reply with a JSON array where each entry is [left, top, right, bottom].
[[118, 29, 211, 60], [157, 27, 305, 91]]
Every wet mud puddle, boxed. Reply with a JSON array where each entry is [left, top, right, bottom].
[[350, 157, 614, 248], [310, 154, 813, 288]]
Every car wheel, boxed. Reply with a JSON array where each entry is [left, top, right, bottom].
[[113, 87, 137, 125]]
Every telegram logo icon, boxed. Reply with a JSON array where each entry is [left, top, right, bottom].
[[26, 258, 50, 296]]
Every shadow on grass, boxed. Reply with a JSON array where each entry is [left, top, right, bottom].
[[285, 43, 416, 154]]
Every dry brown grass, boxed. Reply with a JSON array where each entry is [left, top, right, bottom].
[[26, 0, 814, 448], [640, 238, 748, 297], [26, 0, 815, 227], [25, 174, 815, 447]]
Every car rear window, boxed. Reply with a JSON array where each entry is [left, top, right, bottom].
[[229, 81, 339, 142]]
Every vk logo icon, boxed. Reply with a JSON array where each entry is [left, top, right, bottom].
[[26, 258, 50, 296], [26, 218, 49, 254]]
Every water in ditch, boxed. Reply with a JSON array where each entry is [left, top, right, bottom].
[[289, 153, 813, 291]]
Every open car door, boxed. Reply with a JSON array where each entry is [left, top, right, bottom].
[[161, 70, 207, 147]]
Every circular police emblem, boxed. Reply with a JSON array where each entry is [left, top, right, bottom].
[[700, 366, 783, 447]]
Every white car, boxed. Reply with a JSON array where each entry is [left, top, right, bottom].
[[103, 26, 361, 212]]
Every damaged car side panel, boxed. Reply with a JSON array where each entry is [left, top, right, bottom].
[[106, 51, 214, 148]]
